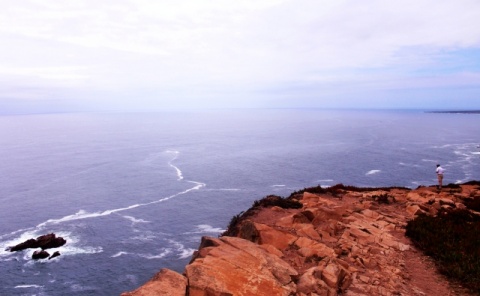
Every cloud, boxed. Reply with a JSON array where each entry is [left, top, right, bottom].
[[0, 0, 479, 110]]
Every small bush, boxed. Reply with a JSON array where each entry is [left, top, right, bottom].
[[464, 196, 480, 212], [221, 195, 302, 237], [289, 184, 411, 199], [288, 185, 326, 198], [372, 193, 394, 204], [406, 209, 480, 294], [463, 180, 480, 186], [252, 195, 303, 209]]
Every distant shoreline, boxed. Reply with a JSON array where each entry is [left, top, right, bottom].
[[426, 110, 480, 114]]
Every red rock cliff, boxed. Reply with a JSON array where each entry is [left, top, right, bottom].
[[122, 183, 479, 296]]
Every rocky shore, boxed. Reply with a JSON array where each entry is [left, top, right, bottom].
[[122, 182, 480, 296]]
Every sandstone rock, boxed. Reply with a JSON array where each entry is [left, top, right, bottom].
[[238, 221, 296, 250], [294, 237, 336, 259], [186, 236, 297, 296], [294, 223, 321, 241], [124, 183, 480, 296], [121, 268, 187, 296], [296, 266, 334, 296], [406, 204, 424, 216], [321, 261, 349, 291], [437, 198, 455, 206]]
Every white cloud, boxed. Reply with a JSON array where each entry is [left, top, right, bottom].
[[0, 0, 479, 110]]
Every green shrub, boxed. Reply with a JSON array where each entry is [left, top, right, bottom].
[[406, 209, 480, 294]]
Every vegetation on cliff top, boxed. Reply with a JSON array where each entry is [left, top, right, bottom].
[[288, 183, 410, 199], [222, 195, 302, 237], [406, 208, 480, 294], [222, 181, 480, 294]]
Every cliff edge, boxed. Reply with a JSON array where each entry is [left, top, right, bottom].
[[122, 183, 480, 296]]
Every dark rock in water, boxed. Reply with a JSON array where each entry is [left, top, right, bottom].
[[7, 233, 66, 252], [48, 251, 61, 260], [32, 250, 50, 260], [37, 233, 66, 250], [7, 238, 38, 252]]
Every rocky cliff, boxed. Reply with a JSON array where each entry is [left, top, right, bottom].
[[122, 183, 480, 296]]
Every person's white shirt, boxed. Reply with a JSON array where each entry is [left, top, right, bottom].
[[436, 166, 445, 175]]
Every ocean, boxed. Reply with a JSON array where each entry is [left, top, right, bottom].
[[0, 109, 478, 295]]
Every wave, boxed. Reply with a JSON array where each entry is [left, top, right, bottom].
[[204, 188, 241, 191], [111, 249, 171, 260], [166, 150, 183, 180], [195, 224, 224, 234], [167, 239, 196, 259], [130, 233, 157, 242], [366, 170, 381, 175], [111, 251, 129, 258], [36, 181, 205, 229], [139, 249, 171, 259], [122, 215, 150, 224], [318, 179, 334, 182], [15, 284, 43, 289], [0, 150, 205, 264]]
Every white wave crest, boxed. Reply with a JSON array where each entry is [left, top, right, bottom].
[[196, 224, 224, 233], [166, 150, 183, 180], [205, 188, 241, 191], [366, 170, 381, 175], [178, 248, 196, 259], [317, 179, 334, 182], [168, 240, 195, 259], [111, 251, 129, 258], [139, 249, 171, 259], [35, 181, 205, 229], [15, 285, 43, 289], [122, 215, 149, 224]]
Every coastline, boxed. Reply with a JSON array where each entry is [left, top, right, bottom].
[[426, 110, 480, 114], [122, 182, 480, 296]]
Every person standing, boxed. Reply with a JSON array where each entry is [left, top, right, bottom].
[[436, 164, 445, 189]]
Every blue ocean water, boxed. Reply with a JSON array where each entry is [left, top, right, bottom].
[[0, 109, 478, 295]]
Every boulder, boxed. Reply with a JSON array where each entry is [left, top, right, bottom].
[[37, 233, 67, 250], [121, 268, 187, 296], [238, 221, 297, 250], [32, 250, 50, 260], [7, 238, 37, 252], [186, 236, 297, 296], [48, 251, 61, 260]]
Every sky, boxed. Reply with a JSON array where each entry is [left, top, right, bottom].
[[1, 0, 480, 113]]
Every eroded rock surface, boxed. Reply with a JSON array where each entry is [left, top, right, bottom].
[[123, 183, 480, 295]]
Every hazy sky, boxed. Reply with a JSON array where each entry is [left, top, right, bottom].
[[1, 0, 480, 112]]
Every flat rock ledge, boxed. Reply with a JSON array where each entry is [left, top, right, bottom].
[[122, 183, 480, 296]]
